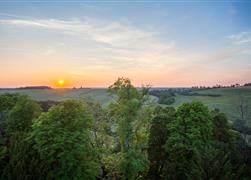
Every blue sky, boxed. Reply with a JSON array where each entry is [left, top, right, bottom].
[[0, 1, 251, 87]]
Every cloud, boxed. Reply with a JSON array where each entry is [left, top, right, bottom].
[[228, 31, 251, 45], [1, 16, 250, 86], [0, 17, 178, 69], [0, 17, 172, 50], [0, 18, 172, 49]]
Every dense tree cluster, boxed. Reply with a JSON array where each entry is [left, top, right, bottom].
[[149, 90, 175, 105], [0, 78, 250, 179]]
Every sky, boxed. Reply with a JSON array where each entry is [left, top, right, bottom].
[[0, 1, 251, 88]]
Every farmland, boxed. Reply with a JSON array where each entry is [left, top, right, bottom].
[[173, 86, 251, 122], [0, 88, 113, 106], [1, 86, 251, 123]]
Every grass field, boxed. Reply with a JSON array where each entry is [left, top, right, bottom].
[[0, 87, 251, 123], [0, 88, 113, 106], [173, 86, 251, 122]]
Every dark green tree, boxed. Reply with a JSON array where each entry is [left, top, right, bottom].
[[211, 109, 234, 146], [6, 95, 41, 134], [1, 95, 41, 179], [86, 101, 113, 178], [0, 93, 21, 174], [147, 106, 176, 179], [164, 101, 213, 180], [0, 93, 21, 136], [201, 109, 249, 180]]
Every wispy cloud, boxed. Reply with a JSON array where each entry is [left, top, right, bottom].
[[0, 18, 172, 50], [0, 16, 250, 86], [228, 31, 251, 45], [0, 17, 178, 69]]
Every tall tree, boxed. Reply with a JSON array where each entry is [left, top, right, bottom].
[[164, 101, 213, 180], [31, 100, 99, 180], [107, 77, 149, 179]]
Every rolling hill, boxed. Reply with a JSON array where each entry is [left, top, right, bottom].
[[1, 86, 251, 123]]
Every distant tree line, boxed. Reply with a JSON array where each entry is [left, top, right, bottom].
[[179, 92, 222, 97], [0, 78, 250, 179], [192, 82, 251, 90], [244, 83, 251, 87]]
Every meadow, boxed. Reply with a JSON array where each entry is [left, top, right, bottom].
[[173, 86, 251, 122], [1, 86, 251, 123], [0, 88, 113, 106]]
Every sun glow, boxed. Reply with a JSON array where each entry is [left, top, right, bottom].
[[57, 79, 65, 86]]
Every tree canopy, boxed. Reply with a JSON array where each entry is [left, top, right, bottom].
[[0, 78, 250, 179]]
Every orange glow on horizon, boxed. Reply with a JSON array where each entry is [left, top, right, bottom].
[[56, 79, 65, 87], [58, 80, 64, 85]]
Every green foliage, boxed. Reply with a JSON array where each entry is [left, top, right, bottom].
[[164, 101, 213, 179], [31, 100, 99, 180], [108, 77, 145, 151], [0, 93, 21, 138], [212, 109, 234, 147], [149, 90, 175, 105], [0, 95, 41, 179], [147, 106, 175, 179], [107, 77, 149, 179], [0, 93, 22, 172], [119, 150, 149, 180], [7, 95, 41, 134], [200, 109, 248, 180], [201, 148, 235, 180], [0, 80, 250, 179], [2, 132, 43, 180], [102, 154, 122, 178], [0, 93, 21, 111]]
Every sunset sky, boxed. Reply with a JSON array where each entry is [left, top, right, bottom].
[[0, 1, 251, 88]]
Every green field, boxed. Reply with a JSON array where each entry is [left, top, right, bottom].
[[173, 87, 251, 122], [0, 88, 113, 106], [1, 87, 251, 122]]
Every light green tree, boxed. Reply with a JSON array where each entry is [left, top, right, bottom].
[[107, 77, 149, 179], [31, 100, 99, 180]]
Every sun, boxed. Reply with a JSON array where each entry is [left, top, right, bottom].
[[58, 79, 65, 86]]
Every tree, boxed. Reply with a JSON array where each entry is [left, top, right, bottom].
[[234, 95, 251, 170], [0, 93, 21, 174], [0, 93, 21, 136], [147, 106, 175, 179], [1, 95, 41, 179], [31, 100, 99, 180], [164, 101, 213, 180], [211, 109, 234, 147], [86, 101, 113, 178], [107, 77, 149, 179], [201, 109, 236, 180], [6, 95, 41, 134]]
